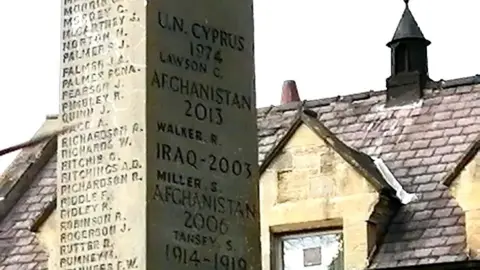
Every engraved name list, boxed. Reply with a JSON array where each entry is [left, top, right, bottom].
[[58, 0, 259, 270], [59, 0, 144, 269]]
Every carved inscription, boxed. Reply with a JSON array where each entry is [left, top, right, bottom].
[[149, 7, 258, 270], [59, 0, 258, 269], [59, 0, 143, 269]]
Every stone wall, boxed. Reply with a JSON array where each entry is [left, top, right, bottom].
[[449, 151, 480, 257], [260, 124, 383, 270]]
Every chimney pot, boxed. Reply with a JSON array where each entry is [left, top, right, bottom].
[[281, 80, 301, 105]]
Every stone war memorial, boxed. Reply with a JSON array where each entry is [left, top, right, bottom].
[[57, 0, 260, 269]]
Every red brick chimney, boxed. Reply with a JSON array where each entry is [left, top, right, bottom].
[[281, 80, 301, 105]]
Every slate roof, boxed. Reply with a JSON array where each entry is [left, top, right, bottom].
[[0, 118, 59, 270], [258, 76, 480, 268], [0, 76, 479, 269], [0, 156, 56, 270]]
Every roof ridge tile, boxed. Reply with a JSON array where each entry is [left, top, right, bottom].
[[258, 75, 480, 112]]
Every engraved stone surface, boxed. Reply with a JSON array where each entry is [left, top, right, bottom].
[[57, 0, 259, 269]]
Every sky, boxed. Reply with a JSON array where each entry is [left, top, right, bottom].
[[0, 0, 478, 174]]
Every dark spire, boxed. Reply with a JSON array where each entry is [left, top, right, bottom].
[[385, 0, 431, 107], [387, 0, 430, 46]]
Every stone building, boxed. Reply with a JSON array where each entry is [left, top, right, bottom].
[[0, 3, 479, 270]]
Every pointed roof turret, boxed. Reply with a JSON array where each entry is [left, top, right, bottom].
[[387, 0, 430, 47], [385, 0, 432, 107]]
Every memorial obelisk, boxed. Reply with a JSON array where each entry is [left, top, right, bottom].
[[57, 1, 260, 269]]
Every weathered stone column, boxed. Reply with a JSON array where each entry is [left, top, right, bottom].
[[57, 0, 259, 269]]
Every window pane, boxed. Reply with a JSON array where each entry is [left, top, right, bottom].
[[281, 232, 343, 270]]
